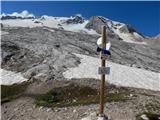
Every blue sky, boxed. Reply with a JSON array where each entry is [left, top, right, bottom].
[[1, 1, 160, 37]]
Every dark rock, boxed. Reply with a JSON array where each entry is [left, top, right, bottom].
[[34, 21, 41, 24], [65, 15, 84, 24], [85, 16, 107, 34], [1, 23, 3, 28], [57, 24, 62, 26], [58, 27, 64, 30]]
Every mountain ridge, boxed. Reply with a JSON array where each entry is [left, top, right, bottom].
[[1, 10, 159, 44]]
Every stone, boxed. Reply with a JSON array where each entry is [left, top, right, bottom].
[[39, 106, 43, 111], [140, 114, 149, 120], [73, 109, 77, 113], [46, 108, 52, 112], [73, 99, 77, 103], [130, 94, 133, 97]]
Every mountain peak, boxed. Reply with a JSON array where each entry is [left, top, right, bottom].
[[85, 16, 145, 43]]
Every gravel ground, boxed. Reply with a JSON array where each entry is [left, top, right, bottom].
[[1, 79, 160, 120]]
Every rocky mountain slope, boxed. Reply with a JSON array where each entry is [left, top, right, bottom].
[[1, 11, 160, 86], [1, 11, 160, 120], [1, 10, 154, 44], [1, 26, 160, 83], [146, 34, 160, 49], [85, 16, 145, 44]]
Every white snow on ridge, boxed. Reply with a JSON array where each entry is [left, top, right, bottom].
[[60, 20, 98, 35], [101, 18, 146, 44], [0, 69, 28, 85], [0, 10, 35, 18], [2, 19, 42, 28], [114, 29, 146, 44], [1, 11, 98, 35], [107, 22, 146, 44], [63, 54, 160, 91], [1, 11, 146, 43], [1, 17, 98, 35]]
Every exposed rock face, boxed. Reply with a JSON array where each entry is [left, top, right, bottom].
[[1, 27, 97, 81], [34, 20, 41, 24], [85, 16, 122, 40], [85, 16, 145, 42], [23, 64, 52, 81], [65, 15, 85, 24], [85, 16, 108, 33], [1, 41, 20, 61], [40, 16, 46, 21], [1, 26, 160, 83], [118, 24, 136, 33]]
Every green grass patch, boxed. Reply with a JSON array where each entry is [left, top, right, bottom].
[[35, 83, 130, 107], [104, 92, 129, 102], [1, 83, 29, 104], [136, 112, 160, 120]]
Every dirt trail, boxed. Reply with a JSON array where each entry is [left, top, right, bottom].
[[1, 79, 160, 120]]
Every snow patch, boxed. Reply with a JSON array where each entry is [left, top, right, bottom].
[[0, 69, 28, 85], [63, 54, 160, 91], [101, 18, 145, 44], [112, 27, 146, 44], [118, 32, 145, 44]]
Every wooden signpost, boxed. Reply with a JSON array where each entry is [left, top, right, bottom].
[[99, 26, 107, 116]]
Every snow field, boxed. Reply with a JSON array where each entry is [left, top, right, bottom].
[[63, 54, 160, 91], [0, 69, 28, 85]]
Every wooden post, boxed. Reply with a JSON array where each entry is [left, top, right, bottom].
[[99, 26, 106, 115]]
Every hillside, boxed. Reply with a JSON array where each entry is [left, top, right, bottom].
[[1, 11, 160, 120]]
